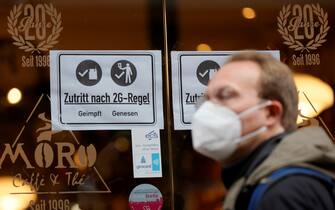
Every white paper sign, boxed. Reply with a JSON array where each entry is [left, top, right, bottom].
[[50, 51, 163, 130], [171, 51, 280, 130], [131, 129, 162, 178]]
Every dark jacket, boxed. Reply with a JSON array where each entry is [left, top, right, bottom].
[[222, 126, 335, 210]]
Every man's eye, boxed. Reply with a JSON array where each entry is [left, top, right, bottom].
[[216, 88, 236, 101]]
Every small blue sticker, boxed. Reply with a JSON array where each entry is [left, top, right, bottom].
[[152, 153, 160, 172]]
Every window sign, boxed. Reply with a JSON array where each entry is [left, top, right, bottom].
[[171, 51, 280, 130], [50, 51, 164, 130]]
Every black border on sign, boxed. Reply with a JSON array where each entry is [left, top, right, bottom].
[[58, 53, 156, 125], [179, 53, 231, 125]]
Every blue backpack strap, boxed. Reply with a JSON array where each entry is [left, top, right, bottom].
[[247, 167, 335, 210]]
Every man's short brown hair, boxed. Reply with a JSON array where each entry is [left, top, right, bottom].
[[226, 51, 298, 131]]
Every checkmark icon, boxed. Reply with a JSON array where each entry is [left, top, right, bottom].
[[199, 70, 208, 78], [78, 69, 89, 77], [115, 71, 125, 79]]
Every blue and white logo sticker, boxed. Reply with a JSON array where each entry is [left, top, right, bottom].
[[131, 129, 162, 178]]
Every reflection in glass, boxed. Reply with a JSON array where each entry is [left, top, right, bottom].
[[294, 73, 334, 122], [242, 7, 256, 19], [0, 176, 37, 210], [7, 88, 22, 105]]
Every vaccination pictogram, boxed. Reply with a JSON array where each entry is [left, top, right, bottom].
[[111, 60, 137, 86], [76, 60, 102, 86], [196, 60, 220, 86]]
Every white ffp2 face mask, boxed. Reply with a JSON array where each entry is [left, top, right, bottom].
[[191, 100, 271, 161]]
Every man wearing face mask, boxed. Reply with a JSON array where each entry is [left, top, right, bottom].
[[192, 51, 335, 210]]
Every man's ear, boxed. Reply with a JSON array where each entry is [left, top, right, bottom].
[[266, 100, 283, 126]]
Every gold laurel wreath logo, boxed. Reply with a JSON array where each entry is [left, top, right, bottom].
[[7, 4, 63, 53], [277, 4, 329, 52]]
